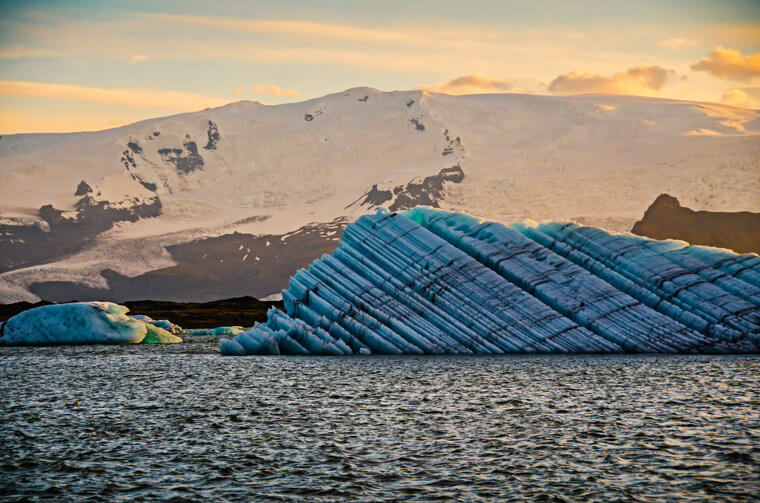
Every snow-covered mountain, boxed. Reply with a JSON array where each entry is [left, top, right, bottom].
[[0, 87, 758, 302]]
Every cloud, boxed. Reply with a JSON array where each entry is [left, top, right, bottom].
[[233, 83, 300, 97], [720, 87, 760, 108], [0, 109, 133, 134], [0, 46, 62, 59], [548, 65, 677, 95], [145, 14, 497, 51], [419, 75, 524, 95], [129, 54, 149, 64], [657, 37, 698, 50], [691, 46, 760, 81], [0, 80, 229, 111]]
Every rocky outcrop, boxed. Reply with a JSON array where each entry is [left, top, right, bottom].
[[203, 121, 220, 150], [349, 165, 465, 212], [409, 117, 425, 131], [158, 136, 204, 174], [74, 180, 92, 196], [632, 194, 760, 254]]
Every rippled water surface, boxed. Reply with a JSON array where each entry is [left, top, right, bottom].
[[1, 341, 759, 502]]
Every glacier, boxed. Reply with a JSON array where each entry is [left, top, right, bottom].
[[220, 207, 760, 356], [0, 302, 183, 345]]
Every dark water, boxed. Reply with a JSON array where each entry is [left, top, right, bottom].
[[1, 341, 759, 502]]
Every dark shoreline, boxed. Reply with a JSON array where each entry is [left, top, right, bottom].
[[0, 296, 282, 328]]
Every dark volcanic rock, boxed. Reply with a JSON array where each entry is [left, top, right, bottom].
[[348, 185, 393, 208], [158, 138, 204, 174], [121, 148, 137, 170], [631, 194, 760, 254], [124, 297, 282, 328], [0, 195, 162, 273], [204, 120, 220, 150], [74, 180, 92, 196], [442, 129, 464, 157], [0, 300, 54, 322], [347, 166, 465, 212], [0, 297, 281, 328], [388, 165, 464, 211], [29, 219, 347, 303], [410, 117, 425, 131], [127, 141, 143, 154]]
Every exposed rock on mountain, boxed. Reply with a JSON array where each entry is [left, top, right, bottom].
[[348, 165, 465, 211], [632, 194, 760, 254], [203, 121, 220, 150], [74, 180, 92, 196], [158, 137, 204, 174]]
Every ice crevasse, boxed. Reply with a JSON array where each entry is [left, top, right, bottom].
[[221, 207, 760, 356]]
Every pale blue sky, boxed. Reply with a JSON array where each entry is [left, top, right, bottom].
[[1, 0, 758, 132]]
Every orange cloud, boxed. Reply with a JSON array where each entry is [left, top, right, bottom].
[[129, 54, 149, 64], [0, 110, 132, 134], [419, 74, 524, 95], [691, 46, 760, 82], [720, 87, 760, 108], [233, 83, 300, 97], [146, 14, 493, 51], [0, 81, 229, 111], [657, 37, 698, 50], [548, 65, 677, 95], [0, 46, 62, 59]]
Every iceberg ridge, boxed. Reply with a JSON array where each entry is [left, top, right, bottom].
[[220, 208, 760, 356]]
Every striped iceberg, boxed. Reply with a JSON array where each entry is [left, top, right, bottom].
[[221, 208, 760, 356]]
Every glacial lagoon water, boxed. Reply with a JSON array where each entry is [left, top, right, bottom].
[[1, 340, 758, 502]]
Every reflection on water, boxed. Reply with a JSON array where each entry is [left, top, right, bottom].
[[1, 342, 758, 501]]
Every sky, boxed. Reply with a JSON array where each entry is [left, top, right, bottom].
[[1, 0, 759, 133]]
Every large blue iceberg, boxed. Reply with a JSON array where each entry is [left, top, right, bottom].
[[221, 208, 760, 356], [0, 302, 183, 345]]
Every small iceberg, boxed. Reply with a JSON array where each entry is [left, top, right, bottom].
[[129, 314, 184, 335], [0, 302, 183, 346], [184, 326, 245, 337]]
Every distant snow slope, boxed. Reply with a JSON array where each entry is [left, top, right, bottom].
[[0, 88, 758, 302]]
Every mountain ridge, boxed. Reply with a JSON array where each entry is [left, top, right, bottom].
[[1, 88, 758, 302]]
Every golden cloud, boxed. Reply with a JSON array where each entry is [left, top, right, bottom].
[[0, 46, 62, 59], [548, 65, 677, 95], [146, 14, 496, 51], [0, 81, 229, 111], [0, 110, 132, 134], [657, 37, 698, 50], [129, 54, 149, 64], [720, 87, 760, 108], [691, 46, 760, 81], [234, 83, 300, 98], [419, 74, 521, 95]]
